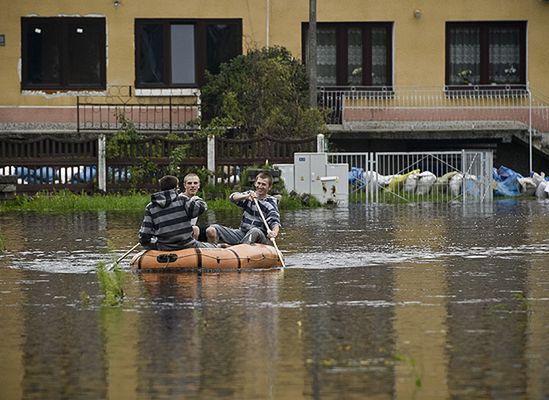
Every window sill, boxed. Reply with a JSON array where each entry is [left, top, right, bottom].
[[22, 89, 107, 97], [444, 84, 528, 97], [134, 88, 200, 97]]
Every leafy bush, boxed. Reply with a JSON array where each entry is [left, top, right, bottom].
[[201, 46, 327, 138]]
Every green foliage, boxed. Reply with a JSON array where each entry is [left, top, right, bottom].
[[96, 261, 125, 306], [279, 192, 322, 209], [0, 190, 321, 212], [107, 113, 194, 188], [168, 143, 191, 175], [0, 190, 149, 212], [106, 112, 143, 158], [201, 46, 327, 138]]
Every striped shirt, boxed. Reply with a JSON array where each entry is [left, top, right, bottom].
[[230, 191, 281, 234], [139, 189, 207, 250]]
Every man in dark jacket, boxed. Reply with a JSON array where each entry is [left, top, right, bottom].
[[139, 175, 217, 250]]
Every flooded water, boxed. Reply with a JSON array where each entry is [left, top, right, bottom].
[[1, 200, 549, 399]]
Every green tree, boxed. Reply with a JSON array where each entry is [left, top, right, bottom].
[[201, 46, 327, 138]]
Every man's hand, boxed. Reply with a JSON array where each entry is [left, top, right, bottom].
[[267, 224, 279, 239]]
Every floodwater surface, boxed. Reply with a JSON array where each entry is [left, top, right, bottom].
[[1, 200, 549, 399]]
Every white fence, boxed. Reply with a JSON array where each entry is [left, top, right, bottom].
[[328, 150, 493, 204]]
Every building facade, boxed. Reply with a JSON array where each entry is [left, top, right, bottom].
[[1, 0, 548, 170]]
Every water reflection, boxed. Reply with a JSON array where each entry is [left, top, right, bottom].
[[0, 201, 548, 399]]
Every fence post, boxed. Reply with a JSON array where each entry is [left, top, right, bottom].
[[317, 133, 325, 152], [207, 135, 215, 185], [527, 82, 532, 173], [77, 96, 80, 133], [98, 134, 107, 192]]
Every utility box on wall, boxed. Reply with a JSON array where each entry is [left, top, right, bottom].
[[273, 164, 294, 192], [293, 153, 348, 205], [324, 163, 349, 206], [294, 153, 328, 196]]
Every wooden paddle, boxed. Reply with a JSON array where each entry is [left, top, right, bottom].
[[253, 197, 286, 268], [108, 243, 140, 271]]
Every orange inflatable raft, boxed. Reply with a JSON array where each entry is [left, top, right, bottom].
[[130, 243, 282, 272]]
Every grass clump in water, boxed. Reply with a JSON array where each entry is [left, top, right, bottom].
[[0, 189, 322, 213], [96, 261, 125, 306], [0, 190, 150, 213]]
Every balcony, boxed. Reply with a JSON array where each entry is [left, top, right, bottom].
[[318, 85, 549, 135]]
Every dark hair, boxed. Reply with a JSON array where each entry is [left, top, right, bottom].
[[159, 175, 179, 191], [255, 171, 273, 186]]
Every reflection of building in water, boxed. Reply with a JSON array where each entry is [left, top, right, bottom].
[[0, 268, 25, 400], [525, 210, 549, 400], [12, 272, 108, 399], [136, 272, 286, 398], [301, 267, 396, 397], [392, 261, 449, 399]]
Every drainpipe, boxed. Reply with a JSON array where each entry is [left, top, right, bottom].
[[98, 134, 107, 193], [265, 0, 270, 47], [207, 135, 215, 186], [308, 0, 317, 108]]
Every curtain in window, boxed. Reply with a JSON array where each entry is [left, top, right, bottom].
[[489, 26, 520, 84], [449, 26, 480, 85], [207, 24, 239, 75], [372, 27, 388, 86], [138, 24, 164, 84], [347, 28, 362, 86], [317, 27, 337, 86]]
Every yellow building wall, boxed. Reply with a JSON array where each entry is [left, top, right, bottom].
[[1, 0, 548, 108]]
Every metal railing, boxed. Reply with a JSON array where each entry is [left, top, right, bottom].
[[327, 150, 493, 204], [77, 86, 200, 133], [318, 85, 549, 134]]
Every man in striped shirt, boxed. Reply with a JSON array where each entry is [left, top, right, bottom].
[[206, 172, 281, 245], [139, 175, 217, 250]]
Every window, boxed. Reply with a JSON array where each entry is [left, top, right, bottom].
[[446, 22, 526, 87], [303, 22, 393, 88], [21, 17, 106, 90], [135, 19, 242, 88]]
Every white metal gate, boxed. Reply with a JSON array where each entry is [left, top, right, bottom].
[[328, 150, 493, 204]]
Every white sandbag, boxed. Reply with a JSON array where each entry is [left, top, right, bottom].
[[535, 181, 548, 199], [449, 173, 463, 197], [531, 172, 545, 187], [416, 171, 436, 195], [403, 172, 419, 193], [364, 171, 393, 187], [463, 174, 480, 197]]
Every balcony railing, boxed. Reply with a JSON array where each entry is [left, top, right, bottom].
[[318, 85, 549, 134], [77, 86, 200, 133]]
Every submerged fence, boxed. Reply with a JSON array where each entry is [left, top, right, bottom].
[[0, 134, 317, 194], [328, 150, 494, 204]]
